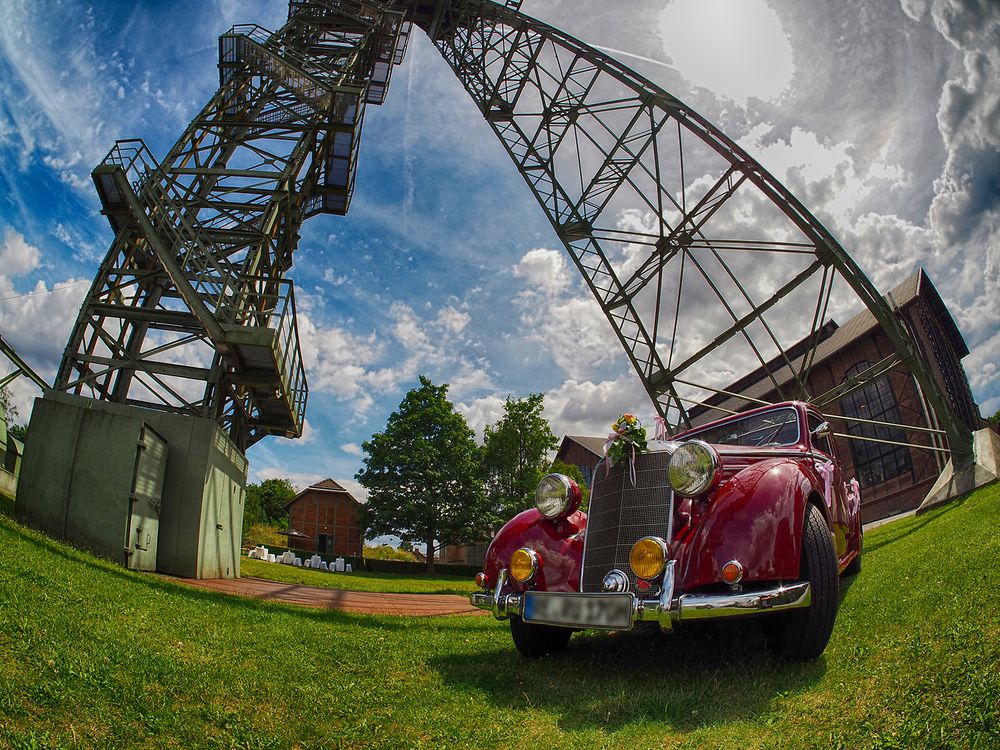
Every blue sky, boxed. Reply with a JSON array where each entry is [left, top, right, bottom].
[[1, 0, 998, 502]]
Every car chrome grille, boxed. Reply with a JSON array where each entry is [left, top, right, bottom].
[[581, 451, 673, 594]]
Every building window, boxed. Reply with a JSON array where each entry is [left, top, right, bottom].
[[838, 361, 913, 488]]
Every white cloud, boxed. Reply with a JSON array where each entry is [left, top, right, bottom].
[[0, 227, 40, 275], [659, 0, 794, 105], [0, 228, 85, 380], [341, 442, 363, 457], [322, 268, 348, 286], [456, 393, 505, 442], [294, 306, 383, 416], [436, 305, 470, 334], [543, 374, 650, 439], [512, 248, 619, 379], [447, 365, 494, 400]]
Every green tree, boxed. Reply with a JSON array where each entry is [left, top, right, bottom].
[[481, 393, 558, 523], [356, 376, 487, 573], [0, 385, 18, 425], [548, 459, 591, 513], [244, 478, 296, 531], [988, 409, 1000, 426]]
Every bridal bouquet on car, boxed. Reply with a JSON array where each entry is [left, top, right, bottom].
[[604, 413, 648, 467]]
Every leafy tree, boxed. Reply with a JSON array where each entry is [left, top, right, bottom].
[[244, 478, 296, 531], [481, 393, 558, 523], [356, 376, 487, 573], [0, 385, 18, 428], [7, 423, 27, 443], [548, 459, 591, 513], [988, 409, 1000, 426]]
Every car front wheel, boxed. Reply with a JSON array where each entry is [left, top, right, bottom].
[[509, 614, 572, 658], [765, 502, 839, 661]]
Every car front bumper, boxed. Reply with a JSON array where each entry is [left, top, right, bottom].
[[470, 562, 811, 633]]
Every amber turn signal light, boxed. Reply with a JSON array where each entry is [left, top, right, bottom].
[[629, 537, 668, 580], [510, 547, 539, 583], [721, 560, 744, 585]]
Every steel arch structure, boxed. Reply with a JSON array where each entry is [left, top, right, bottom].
[[59, 0, 973, 463]]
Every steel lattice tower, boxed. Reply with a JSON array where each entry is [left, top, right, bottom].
[[58, 0, 973, 464]]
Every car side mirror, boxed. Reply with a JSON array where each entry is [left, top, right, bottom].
[[811, 421, 832, 439]]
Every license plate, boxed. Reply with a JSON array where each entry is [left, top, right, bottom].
[[522, 592, 634, 630]]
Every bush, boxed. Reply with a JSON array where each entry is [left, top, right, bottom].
[[364, 544, 416, 562], [242, 523, 286, 548]]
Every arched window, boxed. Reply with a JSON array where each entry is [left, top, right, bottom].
[[838, 361, 913, 488]]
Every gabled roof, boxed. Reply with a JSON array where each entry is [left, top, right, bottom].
[[556, 435, 606, 462], [284, 477, 360, 508]]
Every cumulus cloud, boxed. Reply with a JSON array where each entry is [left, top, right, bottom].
[[0, 227, 40, 275], [512, 248, 619, 379], [340, 442, 363, 457], [543, 374, 650, 439], [294, 289, 495, 418], [0, 228, 86, 382], [295, 309, 382, 417], [455, 393, 505, 442]]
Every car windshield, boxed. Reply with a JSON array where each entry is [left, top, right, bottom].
[[684, 407, 800, 447]]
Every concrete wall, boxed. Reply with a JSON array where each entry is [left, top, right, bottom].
[[17, 392, 248, 578]]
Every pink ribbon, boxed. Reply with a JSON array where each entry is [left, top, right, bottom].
[[603, 427, 639, 484], [816, 461, 835, 504], [654, 415, 669, 442], [847, 478, 861, 514]]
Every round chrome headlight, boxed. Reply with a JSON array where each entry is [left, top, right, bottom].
[[534, 473, 581, 520], [668, 440, 721, 497]]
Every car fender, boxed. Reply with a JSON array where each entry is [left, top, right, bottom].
[[481, 508, 587, 594], [679, 458, 817, 590]]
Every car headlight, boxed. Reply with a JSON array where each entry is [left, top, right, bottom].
[[510, 547, 539, 583], [534, 473, 581, 520], [630, 536, 669, 579], [668, 440, 721, 496]]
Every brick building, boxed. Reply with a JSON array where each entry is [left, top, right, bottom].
[[554, 270, 982, 523], [284, 478, 363, 556]]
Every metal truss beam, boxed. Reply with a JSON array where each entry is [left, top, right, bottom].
[[59, 0, 973, 467], [405, 0, 973, 464]]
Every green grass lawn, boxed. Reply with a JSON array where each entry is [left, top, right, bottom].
[[1, 484, 998, 749], [240, 556, 476, 595]]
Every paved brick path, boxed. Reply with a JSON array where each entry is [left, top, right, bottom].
[[175, 576, 483, 616]]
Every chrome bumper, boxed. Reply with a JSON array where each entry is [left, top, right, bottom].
[[469, 562, 811, 632]]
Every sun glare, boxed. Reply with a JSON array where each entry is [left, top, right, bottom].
[[659, 0, 794, 105]]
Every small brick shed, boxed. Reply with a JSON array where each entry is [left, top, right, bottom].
[[284, 478, 363, 556]]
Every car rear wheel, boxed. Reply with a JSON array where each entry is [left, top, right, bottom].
[[509, 614, 572, 658], [765, 502, 838, 661]]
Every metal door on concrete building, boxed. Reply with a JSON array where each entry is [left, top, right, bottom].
[[126, 425, 168, 571]]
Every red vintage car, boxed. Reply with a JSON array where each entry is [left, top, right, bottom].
[[470, 401, 863, 660]]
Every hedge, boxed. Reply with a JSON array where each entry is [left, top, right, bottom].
[[244, 543, 479, 577]]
